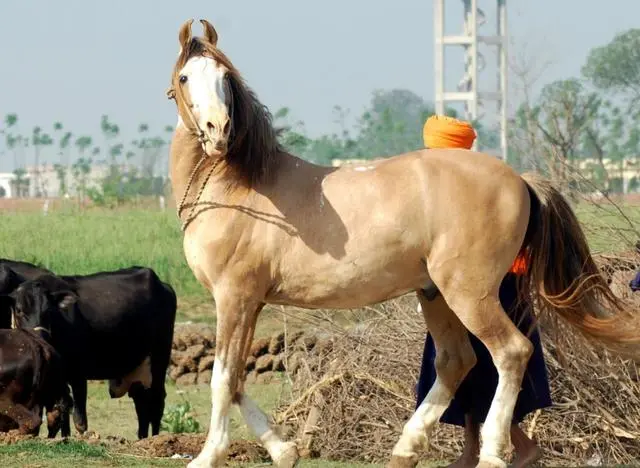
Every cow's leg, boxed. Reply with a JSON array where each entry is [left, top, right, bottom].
[[129, 383, 151, 439], [388, 292, 476, 468], [147, 384, 167, 436], [60, 405, 71, 438], [70, 378, 88, 434], [0, 402, 42, 434], [46, 391, 73, 438], [188, 292, 275, 468], [149, 333, 172, 436]]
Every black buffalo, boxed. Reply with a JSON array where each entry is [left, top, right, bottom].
[[0, 263, 177, 439], [0, 260, 52, 328], [0, 328, 73, 437]]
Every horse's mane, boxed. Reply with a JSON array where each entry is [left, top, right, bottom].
[[172, 37, 283, 187]]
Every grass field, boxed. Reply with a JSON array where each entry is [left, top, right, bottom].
[[1, 200, 639, 302], [0, 377, 432, 467], [0, 199, 639, 466]]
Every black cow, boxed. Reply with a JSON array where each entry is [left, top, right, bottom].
[[0, 328, 73, 437], [0, 260, 52, 328], [0, 265, 177, 439]]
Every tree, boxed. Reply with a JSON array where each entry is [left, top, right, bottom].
[[352, 89, 437, 159], [75, 136, 93, 156], [72, 157, 93, 206], [4, 114, 20, 170], [513, 79, 599, 189], [135, 124, 166, 178], [11, 167, 28, 198], [582, 29, 640, 112], [58, 131, 73, 195], [32, 126, 53, 197], [100, 115, 121, 166], [273, 107, 311, 156], [5, 114, 17, 128]]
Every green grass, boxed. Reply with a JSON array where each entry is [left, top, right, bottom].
[[0, 376, 395, 467], [574, 202, 640, 253], [0, 440, 185, 467], [12, 201, 637, 466], [1, 201, 638, 303], [84, 378, 293, 442], [0, 208, 207, 299]]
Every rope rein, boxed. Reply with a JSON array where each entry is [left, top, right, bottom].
[[167, 75, 235, 232], [167, 85, 220, 232]]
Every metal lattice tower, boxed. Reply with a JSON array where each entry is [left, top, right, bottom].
[[433, 0, 508, 161]]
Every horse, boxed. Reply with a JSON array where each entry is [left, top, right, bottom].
[[165, 19, 640, 468]]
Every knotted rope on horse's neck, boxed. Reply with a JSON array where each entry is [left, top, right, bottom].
[[167, 85, 220, 232]]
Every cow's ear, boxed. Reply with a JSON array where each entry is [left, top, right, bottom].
[[52, 290, 77, 312]]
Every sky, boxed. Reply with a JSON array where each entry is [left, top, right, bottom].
[[1, 0, 639, 172]]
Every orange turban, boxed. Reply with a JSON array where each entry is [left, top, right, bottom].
[[423, 115, 476, 150]]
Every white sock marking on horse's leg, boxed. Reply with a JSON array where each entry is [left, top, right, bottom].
[[391, 376, 452, 458], [478, 337, 532, 467], [188, 357, 232, 468], [238, 394, 295, 463]]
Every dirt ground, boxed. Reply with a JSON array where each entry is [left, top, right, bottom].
[[0, 430, 270, 464]]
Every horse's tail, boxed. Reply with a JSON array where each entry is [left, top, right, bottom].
[[520, 171, 640, 358]]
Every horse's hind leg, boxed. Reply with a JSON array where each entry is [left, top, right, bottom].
[[388, 292, 477, 468], [235, 316, 298, 468], [440, 284, 533, 468]]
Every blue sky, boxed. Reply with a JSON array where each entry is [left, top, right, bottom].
[[1, 0, 638, 171]]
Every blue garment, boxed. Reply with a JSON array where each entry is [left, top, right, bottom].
[[415, 274, 552, 427], [630, 270, 640, 292]]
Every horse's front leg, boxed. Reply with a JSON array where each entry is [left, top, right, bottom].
[[188, 288, 297, 468], [188, 289, 257, 468]]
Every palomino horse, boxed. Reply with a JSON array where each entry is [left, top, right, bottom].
[[166, 19, 640, 468]]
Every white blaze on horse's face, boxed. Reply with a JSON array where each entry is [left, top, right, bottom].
[[179, 55, 230, 157]]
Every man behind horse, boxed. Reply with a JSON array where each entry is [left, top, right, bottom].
[[417, 115, 552, 468]]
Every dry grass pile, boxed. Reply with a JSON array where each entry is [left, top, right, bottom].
[[274, 255, 640, 466]]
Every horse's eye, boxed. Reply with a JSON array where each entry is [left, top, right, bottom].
[[179, 75, 188, 84]]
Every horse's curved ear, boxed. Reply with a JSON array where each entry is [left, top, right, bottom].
[[178, 19, 194, 49], [200, 19, 218, 47]]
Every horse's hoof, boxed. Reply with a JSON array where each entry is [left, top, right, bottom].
[[386, 455, 419, 468], [274, 442, 300, 468], [476, 455, 507, 468]]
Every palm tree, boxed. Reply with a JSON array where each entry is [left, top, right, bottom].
[[75, 136, 93, 156], [4, 114, 19, 170], [72, 157, 93, 206], [52, 122, 70, 195], [5, 114, 18, 128], [101, 115, 121, 170], [12, 167, 28, 198], [32, 126, 53, 197], [59, 132, 73, 195]]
